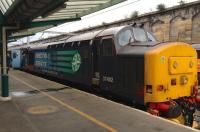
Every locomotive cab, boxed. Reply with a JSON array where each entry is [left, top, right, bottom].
[[95, 25, 160, 104]]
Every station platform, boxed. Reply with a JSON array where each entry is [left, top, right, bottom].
[[0, 70, 197, 132]]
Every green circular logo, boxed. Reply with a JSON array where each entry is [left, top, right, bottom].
[[71, 52, 81, 72]]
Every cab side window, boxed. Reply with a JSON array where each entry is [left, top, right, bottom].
[[13, 52, 17, 59], [102, 38, 115, 56]]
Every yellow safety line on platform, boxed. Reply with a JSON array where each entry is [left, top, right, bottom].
[[10, 75, 117, 132]]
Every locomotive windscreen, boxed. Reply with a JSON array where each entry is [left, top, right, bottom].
[[133, 28, 147, 42]]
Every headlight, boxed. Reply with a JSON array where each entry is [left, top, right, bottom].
[[180, 76, 188, 85], [173, 61, 178, 69]]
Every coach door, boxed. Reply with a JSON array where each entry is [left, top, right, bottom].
[[99, 36, 116, 90]]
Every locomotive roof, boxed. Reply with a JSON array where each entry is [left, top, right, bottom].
[[66, 25, 128, 42], [191, 44, 200, 50], [96, 25, 128, 37], [10, 25, 148, 51], [30, 41, 65, 50], [66, 30, 102, 42], [8, 44, 30, 51]]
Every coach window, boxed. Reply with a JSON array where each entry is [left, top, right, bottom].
[[102, 38, 115, 56], [118, 30, 134, 46]]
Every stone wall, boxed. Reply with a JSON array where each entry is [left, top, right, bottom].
[[76, 1, 200, 44]]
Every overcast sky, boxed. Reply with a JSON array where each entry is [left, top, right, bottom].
[[9, 0, 198, 46]]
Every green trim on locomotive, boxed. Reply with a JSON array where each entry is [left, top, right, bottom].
[[49, 50, 81, 74], [47, 40, 94, 86]]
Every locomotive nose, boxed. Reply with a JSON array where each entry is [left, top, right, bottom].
[[144, 43, 197, 103]]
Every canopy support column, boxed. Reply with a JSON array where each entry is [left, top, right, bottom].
[[1, 27, 11, 101]]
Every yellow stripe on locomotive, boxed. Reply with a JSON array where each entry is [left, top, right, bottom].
[[144, 42, 197, 103]]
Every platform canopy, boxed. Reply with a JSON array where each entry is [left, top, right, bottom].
[[0, 0, 125, 39]]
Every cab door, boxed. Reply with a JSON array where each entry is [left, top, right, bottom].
[[99, 36, 116, 91]]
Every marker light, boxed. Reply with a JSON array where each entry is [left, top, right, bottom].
[[171, 79, 176, 86], [157, 85, 164, 91], [173, 61, 178, 69], [189, 61, 194, 68], [146, 85, 152, 94], [180, 76, 188, 85]]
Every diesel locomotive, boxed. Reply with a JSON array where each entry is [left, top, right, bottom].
[[11, 25, 200, 126]]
